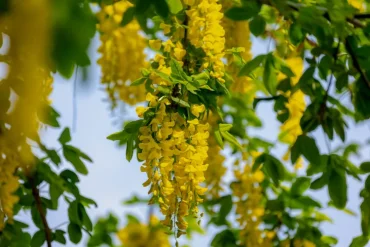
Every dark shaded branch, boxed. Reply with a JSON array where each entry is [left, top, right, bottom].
[[345, 37, 370, 88], [354, 13, 370, 19], [30, 176, 52, 247]]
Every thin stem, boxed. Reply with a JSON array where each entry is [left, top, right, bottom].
[[30, 176, 52, 247], [52, 221, 68, 230], [72, 67, 79, 132]]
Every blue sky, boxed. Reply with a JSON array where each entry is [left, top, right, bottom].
[[16, 33, 370, 246]]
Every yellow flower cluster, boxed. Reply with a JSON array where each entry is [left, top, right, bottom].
[[278, 56, 305, 169], [204, 113, 226, 198], [232, 152, 274, 247], [348, 0, 365, 11], [138, 95, 209, 234], [0, 140, 21, 231], [185, 0, 226, 82], [281, 239, 316, 247], [117, 216, 170, 247], [0, 0, 52, 229], [221, 0, 254, 95], [97, 0, 147, 107]]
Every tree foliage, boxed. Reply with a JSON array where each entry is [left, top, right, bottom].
[[1, 0, 370, 246]]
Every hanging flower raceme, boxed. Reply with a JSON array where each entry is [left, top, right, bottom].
[[204, 112, 226, 199], [97, 0, 147, 107], [220, 0, 254, 95], [185, 0, 226, 83], [117, 216, 171, 247], [232, 152, 274, 247], [278, 56, 305, 169], [138, 95, 209, 235], [0, 0, 52, 229]]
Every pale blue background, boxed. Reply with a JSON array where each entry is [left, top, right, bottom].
[[16, 33, 370, 246]]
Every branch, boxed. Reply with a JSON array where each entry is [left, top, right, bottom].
[[354, 13, 370, 19], [345, 37, 370, 88], [30, 176, 52, 247]]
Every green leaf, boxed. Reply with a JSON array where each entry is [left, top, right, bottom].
[[289, 22, 305, 45], [252, 154, 266, 172], [349, 236, 369, 247], [31, 230, 45, 247], [218, 123, 233, 132], [120, 7, 135, 27], [360, 162, 370, 173], [171, 96, 190, 107], [106, 130, 130, 142], [31, 205, 43, 229], [214, 129, 224, 148], [68, 201, 82, 226], [124, 120, 144, 134], [263, 158, 280, 186], [126, 135, 134, 162], [68, 223, 82, 244], [220, 129, 242, 150], [54, 230, 66, 244], [166, 0, 182, 14], [131, 77, 147, 86], [63, 145, 88, 175], [354, 78, 370, 119], [39, 105, 60, 127], [79, 203, 93, 231], [249, 15, 266, 36], [328, 169, 347, 209], [292, 135, 321, 166], [225, 1, 260, 21], [291, 177, 311, 196], [153, 0, 169, 18], [238, 54, 266, 76], [310, 173, 329, 190], [58, 127, 71, 144], [211, 229, 238, 247], [263, 54, 277, 95]]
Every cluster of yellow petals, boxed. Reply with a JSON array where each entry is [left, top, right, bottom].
[[97, 0, 147, 107], [278, 56, 305, 169], [0, 0, 52, 229], [281, 239, 316, 247], [221, 0, 254, 95], [138, 94, 209, 234], [232, 152, 274, 247], [348, 0, 366, 11], [204, 113, 226, 198], [185, 0, 226, 82], [117, 216, 170, 247]]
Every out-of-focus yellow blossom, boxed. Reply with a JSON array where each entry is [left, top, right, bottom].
[[185, 0, 226, 82], [117, 216, 170, 247], [149, 39, 162, 50], [278, 56, 305, 169], [232, 152, 273, 247], [204, 113, 226, 198], [97, 0, 147, 107], [220, 0, 254, 95], [0, 0, 52, 229], [281, 239, 316, 247], [160, 23, 172, 35], [0, 140, 21, 230], [348, 0, 365, 11]]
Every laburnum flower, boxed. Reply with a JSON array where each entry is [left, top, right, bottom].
[[232, 152, 274, 247], [185, 0, 226, 82], [0, 140, 22, 230], [278, 56, 305, 169], [97, 0, 147, 107], [348, 0, 365, 11], [204, 113, 226, 198], [117, 216, 170, 247], [281, 239, 316, 247], [220, 0, 254, 95], [138, 94, 209, 234]]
